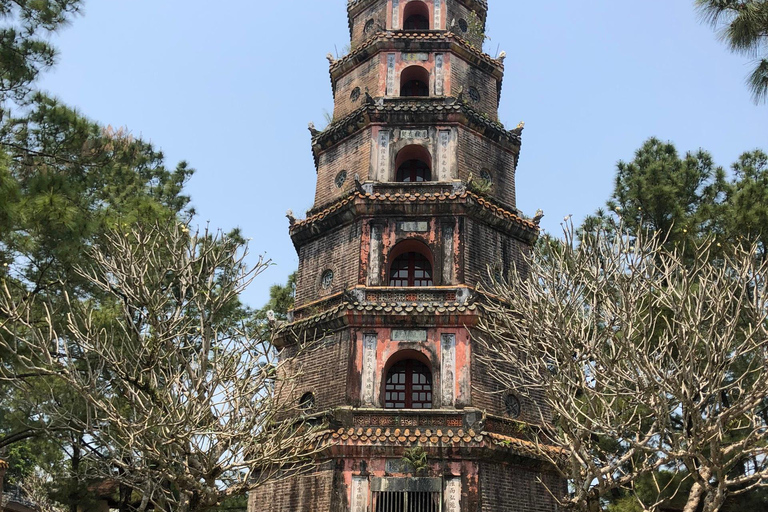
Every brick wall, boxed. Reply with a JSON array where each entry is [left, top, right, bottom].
[[470, 337, 547, 423], [296, 221, 363, 306], [457, 127, 517, 208], [462, 219, 528, 287], [315, 129, 372, 210], [446, 2, 486, 49], [349, 1, 388, 49], [278, 332, 352, 414], [248, 467, 335, 512], [333, 56, 381, 119], [450, 57, 499, 120], [479, 462, 564, 512]]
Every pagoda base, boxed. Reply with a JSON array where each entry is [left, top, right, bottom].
[[248, 410, 564, 512]]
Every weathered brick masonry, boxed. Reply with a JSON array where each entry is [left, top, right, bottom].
[[249, 1, 563, 511]]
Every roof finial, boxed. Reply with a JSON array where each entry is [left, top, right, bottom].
[[364, 88, 375, 105], [354, 174, 366, 194], [456, 85, 465, 103]]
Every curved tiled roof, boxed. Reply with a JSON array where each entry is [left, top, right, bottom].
[[330, 427, 483, 445], [485, 432, 567, 459], [312, 99, 520, 151], [320, 427, 564, 460], [293, 191, 357, 230], [349, 301, 478, 314], [290, 190, 537, 233], [280, 300, 479, 335], [468, 192, 537, 229], [330, 31, 502, 73], [347, 0, 488, 10]]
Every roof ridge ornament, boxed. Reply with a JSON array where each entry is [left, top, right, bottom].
[[354, 174, 367, 194]]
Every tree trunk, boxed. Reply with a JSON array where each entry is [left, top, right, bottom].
[[178, 491, 193, 512], [683, 481, 706, 512], [702, 483, 727, 512], [69, 438, 81, 512]]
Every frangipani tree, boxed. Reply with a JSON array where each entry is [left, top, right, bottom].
[[477, 223, 768, 512], [0, 222, 322, 512]]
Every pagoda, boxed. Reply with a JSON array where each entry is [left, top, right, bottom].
[[249, 1, 564, 510]]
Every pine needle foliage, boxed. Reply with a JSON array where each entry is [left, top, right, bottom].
[[695, 0, 768, 103]]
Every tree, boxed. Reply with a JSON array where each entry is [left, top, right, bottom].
[[723, 150, 768, 261], [0, 2, 199, 504], [595, 137, 725, 250], [696, 0, 768, 103], [579, 138, 768, 511], [0, 96, 195, 509], [586, 139, 768, 262], [477, 223, 768, 512], [0, 0, 82, 103], [257, 272, 297, 322], [0, 222, 321, 512]]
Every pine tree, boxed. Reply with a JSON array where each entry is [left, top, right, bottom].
[[604, 137, 726, 248], [696, 0, 768, 103], [0, 2, 195, 508], [0, 0, 82, 103], [724, 149, 768, 261]]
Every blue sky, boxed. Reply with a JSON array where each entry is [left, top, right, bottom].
[[39, 0, 765, 308]]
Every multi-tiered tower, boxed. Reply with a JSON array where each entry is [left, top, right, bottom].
[[250, 1, 564, 510]]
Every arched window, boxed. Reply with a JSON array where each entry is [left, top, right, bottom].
[[390, 252, 433, 287], [403, 1, 430, 30], [400, 66, 430, 97], [397, 160, 431, 182], [404, 13, 429, 30], [385, 360, 433, 409], [395, 145, 432, 183], [388, 239, 434, 287]]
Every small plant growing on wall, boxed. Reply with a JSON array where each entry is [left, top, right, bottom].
[[467, 11, 490, 50], [402, 446, 429, 475], [467, 173, 493, 196]]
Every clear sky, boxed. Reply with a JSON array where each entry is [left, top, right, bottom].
[[38, 0, 765, 308]]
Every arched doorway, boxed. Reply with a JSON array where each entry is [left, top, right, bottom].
[[400, 66, 430, 97], [403, 1, 430, 30], [394, 145, 432, 183]]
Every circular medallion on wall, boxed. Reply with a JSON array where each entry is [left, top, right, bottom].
[[350, 87, 361, 102], [321, 269, 335, 290], [335, 170, 348, 188], [364, 18, 375, 35], [299, 392, 316, 412], [468, 86, 481, 102], [458, 18, 468, 33], [505, 394, 521, 419], [480, 168, 492, 183]]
